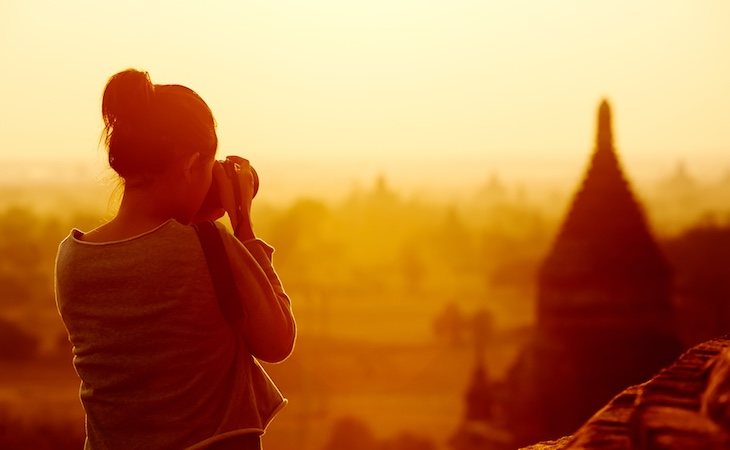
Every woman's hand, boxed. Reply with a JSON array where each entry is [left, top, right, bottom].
[[190, 182, 226, 224], [213, 156, 256, 241]]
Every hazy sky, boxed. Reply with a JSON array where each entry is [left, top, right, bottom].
[[1, 0, 729, 197]]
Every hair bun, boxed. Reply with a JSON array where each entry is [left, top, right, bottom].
[[102, 69, 155, 129]]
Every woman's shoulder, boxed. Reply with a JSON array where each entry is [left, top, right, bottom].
[[55, 219, 197, 274], [54, 218, 208, 294], [62, 218, 187, 247]]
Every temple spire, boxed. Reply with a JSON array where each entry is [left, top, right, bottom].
[[596, 99, 613, 152], [539, 98, 672, 326]]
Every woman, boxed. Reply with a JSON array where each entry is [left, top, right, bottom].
[[54, 69, 296, 450]]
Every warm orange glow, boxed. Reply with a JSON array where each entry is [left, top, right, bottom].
[[2, 2, 730, 449]]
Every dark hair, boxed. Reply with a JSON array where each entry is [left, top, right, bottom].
[[101, 69, 217, 183]]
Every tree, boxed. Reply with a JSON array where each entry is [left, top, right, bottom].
[[322, 416, 378, 450], [0, 316, 39, 361]]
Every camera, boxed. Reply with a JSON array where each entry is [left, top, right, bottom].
[[200, 157, 259, 216]]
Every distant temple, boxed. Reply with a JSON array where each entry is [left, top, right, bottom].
[[506, 100, 681, 446], [449, 316, 511, 450], [663, 160, 696, 190]]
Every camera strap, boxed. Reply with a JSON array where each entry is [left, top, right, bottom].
[[192, 220, 246, 328]]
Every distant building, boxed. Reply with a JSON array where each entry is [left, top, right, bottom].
[[449, 311, 511, 450], [654, 160, 700, 215], [505, 100, 680, 446], [475, 172, 507, 202], [661, 160, 696, 191]]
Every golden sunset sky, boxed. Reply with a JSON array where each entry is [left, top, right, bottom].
[[1, 0, 729, 197]]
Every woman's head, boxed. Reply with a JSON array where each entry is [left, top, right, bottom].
[[101, 69, 218, 222]]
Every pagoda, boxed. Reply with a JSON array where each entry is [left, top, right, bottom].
[[539, 100, 675, 336], [507, 100, 680, 445], [449, 320, 511, 450]]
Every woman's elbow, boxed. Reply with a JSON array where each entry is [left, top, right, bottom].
[[253, 338, 295, 364], [249, 322, 296, 364]]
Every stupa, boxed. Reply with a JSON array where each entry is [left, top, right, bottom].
[[507, 100, 680, 445]]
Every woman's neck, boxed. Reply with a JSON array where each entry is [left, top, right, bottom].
[[114, 185, 180, 227]]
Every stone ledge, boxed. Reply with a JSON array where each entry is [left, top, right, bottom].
[[522, 335, 730, 450]]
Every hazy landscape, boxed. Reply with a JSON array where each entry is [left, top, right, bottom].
[[2, 152, 730, 448], [2, 1, 729, 448]]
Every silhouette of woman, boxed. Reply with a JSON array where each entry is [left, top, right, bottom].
[[54, 69, 296, 450]]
